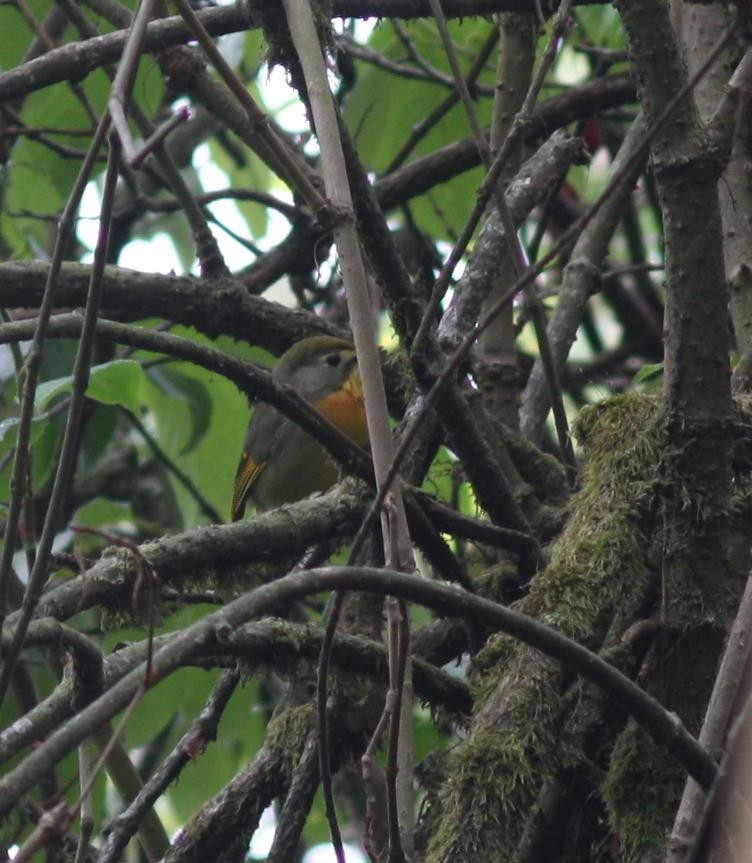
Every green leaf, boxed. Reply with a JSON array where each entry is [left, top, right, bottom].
[[0, 415, 48, 455], [81, 404, 119, 471], [31, 411, 64, 492], [35, 359, 145, 415], [146, 365, 212, 455], [140, 329, 250, 524], [74, 496, 132, 530], [208, 138, 272, 241], [422, 446, 457, 503], [86, 359, 145, 413], [575, 6, 626, 51], [633, 362, 663, 384], [0, 0, 51, 70], [0, 417, 51, 504]]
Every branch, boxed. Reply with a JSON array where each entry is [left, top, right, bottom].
[[0, 618, 470, 775], [520, 113, 648, 442], [0, 261, 338, 350], [4, 486, 365, 624], [98, 668, 240, 862], [0, 2, 599, 103], [0, 566, 716, 816]]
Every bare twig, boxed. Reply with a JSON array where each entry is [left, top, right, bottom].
[[74, 745, 94, 863], [107, 0, 157, 162], [0, 117, 112, 708], [171, 0, 330, 217], [99, 668, 239, 862], [280, 3, 415, 858], [129, 104, 191, 168]]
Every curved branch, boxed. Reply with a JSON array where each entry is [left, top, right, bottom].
[[0, 566, 716, 815], [0, 617, 470, 770]]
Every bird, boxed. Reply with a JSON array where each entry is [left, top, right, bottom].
[[231, 336, 368, 519]]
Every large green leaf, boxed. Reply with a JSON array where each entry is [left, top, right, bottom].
[[5, 65, 110, 256], [140, 329, 251, 525], [0, 362, 145, 503], [147, 365, 213, 455], [574, 6, 626, 50], [80, 403, 119, 471], [345, 19, 495, 170], [74, 496, 132, 530], [0, 413, 58, 498], [0, 0, 51, 71], [35, 358, 145, 415], [4, 26, 164, 258], [30, 409, 64, 492]]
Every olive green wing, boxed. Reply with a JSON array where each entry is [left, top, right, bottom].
[[231, 404, 295, 520]]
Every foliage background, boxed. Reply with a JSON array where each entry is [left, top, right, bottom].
[[0, 0, 750, 861]]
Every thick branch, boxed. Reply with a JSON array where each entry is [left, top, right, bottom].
[[0, 263, 336, 351]]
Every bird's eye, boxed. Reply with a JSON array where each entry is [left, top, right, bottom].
[[325, 353, 342, 368]]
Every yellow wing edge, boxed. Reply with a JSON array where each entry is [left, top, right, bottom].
[[231, 454, 264, 521]]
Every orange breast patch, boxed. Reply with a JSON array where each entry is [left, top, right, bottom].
[[314, 371, 368, 445]]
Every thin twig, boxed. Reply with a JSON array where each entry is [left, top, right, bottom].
[[171, 0, 330, 217], [0, 115, 112, 708], [138, 187, 302, 220], [74, 745, 94, 863], [122, 408, 223, 523], [316, 590, 348, 861], [129, 104, 191, 168], [384, 596, 410, 863], [99, 668, 239, 863], [107, 0, 157, 162], [281, 3, 415, 858]]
